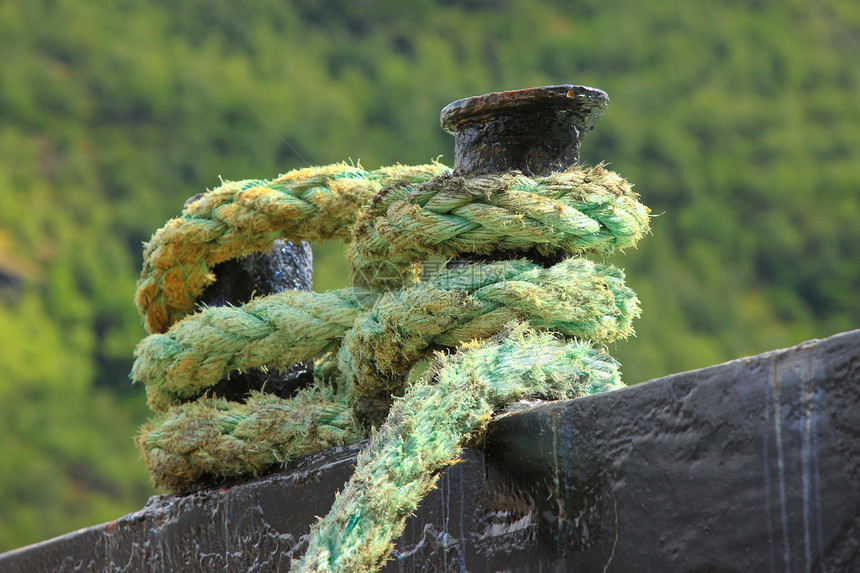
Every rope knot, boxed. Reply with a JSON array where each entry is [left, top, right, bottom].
[[131, 161, 650, 573]]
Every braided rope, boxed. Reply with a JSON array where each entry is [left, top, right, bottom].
[[132, 161, 649, 571], [136, 163, 449, 334], [136, 384, 362, 491], [133, 258, 636, 417], [295, 325, 621, 573], [354, 164, 645, 264], [348, 164, 648, 289], [339, 257, 638, 424], [134, 288, 376, 412]]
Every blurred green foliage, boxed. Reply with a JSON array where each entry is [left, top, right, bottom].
[[0, 0, 857, 551]]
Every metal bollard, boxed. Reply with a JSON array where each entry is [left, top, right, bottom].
[[441, 84, 609, 267], [186, 188, 315, 401]]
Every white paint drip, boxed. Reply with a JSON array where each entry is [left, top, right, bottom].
[[772, 361, 792, 572]]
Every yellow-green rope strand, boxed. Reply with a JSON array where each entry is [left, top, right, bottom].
[[339, 257, 638, 424], [136, 162, 449, 334], [134, 288, 377, 412], [294, 324, 622, 573], [132, 257, 636, 417], [349, 164, 649, 288], [136, 385, 362, 491]]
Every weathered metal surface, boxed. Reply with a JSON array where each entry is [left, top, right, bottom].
[[485, 329, 860, 572], [195, 239, 315, 401], [3, 329, 858, 572], [440, 84, 608, 177]]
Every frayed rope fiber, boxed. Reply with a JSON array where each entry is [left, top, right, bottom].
[[131, 162, 650, 572], [136, 163, 450, 334]]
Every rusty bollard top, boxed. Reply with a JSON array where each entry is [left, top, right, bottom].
[[440, 84, 609, 177], [441, 85, 609, 267]]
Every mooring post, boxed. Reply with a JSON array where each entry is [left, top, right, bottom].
[[440, 84, 608, 268], [183, 194, 315, 401], [441, 84, 608, 177]]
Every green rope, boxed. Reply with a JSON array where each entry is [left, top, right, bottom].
[[339, 257, 638, 425], [134, 288, 377, 412], [355, 164, 644, 262], [133, 257, 636, 418], [348, 163, 648, 289], [136, 162, 449, 334], [136, 383, 362, 491], [295, 325, 621, 573], [131, 161, 650, 571]]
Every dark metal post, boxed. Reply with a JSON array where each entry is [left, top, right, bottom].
[[440, 84, 609, 266], [440, 84, 608, 177], [187, 213, 315, 400]]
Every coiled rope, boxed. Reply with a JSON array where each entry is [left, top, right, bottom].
[[132, 161, 649, 572]]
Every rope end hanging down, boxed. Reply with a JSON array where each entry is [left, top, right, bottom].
[[131, 84, 650, 573]]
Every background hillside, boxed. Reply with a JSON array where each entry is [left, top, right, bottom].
[[1, 0, 858, 550]]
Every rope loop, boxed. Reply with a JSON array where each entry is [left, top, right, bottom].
[[131, 161, 650, 573]]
